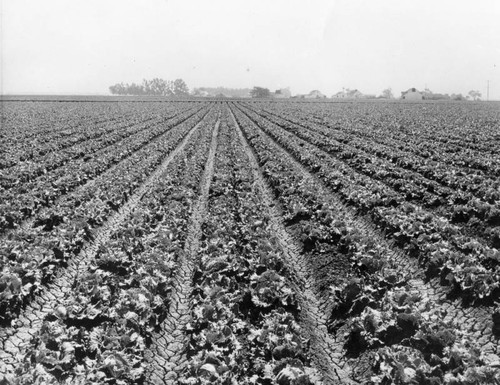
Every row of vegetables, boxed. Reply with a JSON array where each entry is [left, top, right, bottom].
[[178, 110, 319, 384], [0, 107, 211, 326], [254, 102, 500, 198], [2, 111, 165, 189], [329, 115, 500, 178], [262, 102, 500, 161], [256, 103, 500, 197], [230, 104, 500, 384], [4, 107, 219, 384], [1, 102, 205, 169], [247, 105, 500, 249], [235, 103, 500, 305], [1, 102, 126, 157], [1, 100, 498, 384], [0, 103, 143, 169], [0, 106, 201, 234]]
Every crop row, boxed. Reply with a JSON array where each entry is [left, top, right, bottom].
[[255, 102, 500, 193], [1, 102, 203, 168], [0, 106, 188, 189], [244, 104, 500, 248], [230, 103, 499, 383], [1, 105, 144, 170], [177, 110, 319, 384], [0, 108, 219, 383], [253, 103, 500, 198], [0, 106, 202, 234], [258, 102, 500, 160], [234, 103, 500, 305], [0, 102, 127, 161], [0, 107, 211, 325]]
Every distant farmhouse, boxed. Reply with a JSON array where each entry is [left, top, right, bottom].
[[273, 88, 292, 99], [401, 88, 423, 100]]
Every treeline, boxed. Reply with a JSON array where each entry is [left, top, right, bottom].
[[109, 78, 189, 96]]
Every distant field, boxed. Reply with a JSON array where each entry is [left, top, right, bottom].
[[1, 99, 499, 384]]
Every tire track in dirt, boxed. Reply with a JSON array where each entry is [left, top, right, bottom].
[[228, 105, 356, 385], [0, 107, 207, 242], [0, 108, 215, 377], [231, 103, 499, 377], [145, 116, 220, 385]]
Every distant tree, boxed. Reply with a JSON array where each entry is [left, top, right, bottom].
[[172, 79, 189, 96], [468, 90, 482, 101], [109, 78, 188, 96], [381, 88, 394, 99], [451, 93, 465, 101], [127, 83, 145, 95], [109, 83, 127, 95], [250, 87, 271, 98], [150, 78, 173, 96]]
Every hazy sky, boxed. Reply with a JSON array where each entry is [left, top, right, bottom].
[[1, 0, 499, 98]]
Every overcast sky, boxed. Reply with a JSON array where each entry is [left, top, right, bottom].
[[1, 0, 499, 98]]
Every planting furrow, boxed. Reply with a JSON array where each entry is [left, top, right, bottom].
[[0, 107, 211, 302], [241, 103, 500, 248], [1, 109, 219, 384], [145, 117, 220, 385], [1, 111, 166, 189], [234, 103, 500, 304], [1, 102, 198, 169], [0, 109, 215, 376], [172, 110, 325, 384], [1, 103, 131, 144], [254, 102, 500, 173], [250, 103, 500, 205], [230, 104, 500, 383], [229, 106, 355, 384], [0, 106, 203, 234], [1, 110, 140, 171], [0, 110, 122, 155]]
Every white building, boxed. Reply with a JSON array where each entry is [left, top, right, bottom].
[[401, 88, 423, 100]]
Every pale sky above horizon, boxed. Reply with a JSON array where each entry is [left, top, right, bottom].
[[1, 0, 499, 99]]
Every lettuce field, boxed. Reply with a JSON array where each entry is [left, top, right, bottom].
[[0, 99, 499, 384]]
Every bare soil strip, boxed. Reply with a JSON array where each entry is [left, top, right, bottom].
[[229, 106, 356, 385], [232, 103, 499, 377], [0, 109, 214, 376], [145, 117, 220, 385]]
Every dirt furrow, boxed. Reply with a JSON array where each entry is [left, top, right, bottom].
[[0, 107, 207, 242], [248, 104, 499, 208], [0, 110, 214, 376], [231, 103, 499, 376], [235, 103, 497, 331], [229, 106, 356, 385], [145, 118, 220, 385]]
